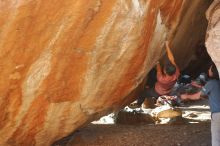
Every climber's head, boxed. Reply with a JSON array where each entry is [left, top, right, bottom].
[[164, 62, 176, 76]]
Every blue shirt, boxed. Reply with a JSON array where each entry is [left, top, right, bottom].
[[202, 79, 220, 113]]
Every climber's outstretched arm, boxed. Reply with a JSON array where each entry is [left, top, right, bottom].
[[165, 41, 176, 66], [157, 62, 162, 76]]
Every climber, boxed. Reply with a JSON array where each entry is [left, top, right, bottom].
[[136, 41, 180, 107]]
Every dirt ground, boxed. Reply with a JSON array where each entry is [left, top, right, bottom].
[[53, 99, 212, 146]]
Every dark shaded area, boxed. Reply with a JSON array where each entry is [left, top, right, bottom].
[[115, 110, 155, 125], [145, 67, 157, 88], [182, 44, 212, 79]]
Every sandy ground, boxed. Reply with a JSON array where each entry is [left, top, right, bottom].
[[53, 99, 212, 146]]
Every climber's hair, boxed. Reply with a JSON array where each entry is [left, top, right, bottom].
[[164, 62, 176, 76], [210, 63, 219, 80]]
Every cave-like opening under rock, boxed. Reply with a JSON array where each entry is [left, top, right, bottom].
[[1, 0, 220, 145]]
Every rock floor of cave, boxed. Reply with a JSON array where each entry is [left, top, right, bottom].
[[53, 99, 211, 146]]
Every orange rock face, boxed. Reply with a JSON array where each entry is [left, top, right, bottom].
[[206, 0, 220, 73], [0, 0, 211, 145]]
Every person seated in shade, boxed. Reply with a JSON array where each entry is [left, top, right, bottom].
[[136, 41, 180, 107], [174, 73, 208, 101]]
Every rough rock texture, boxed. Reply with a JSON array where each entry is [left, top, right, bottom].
[[0, 0, 212, 146], [206, 0, 220, 73], [172, 0, 212, 69]]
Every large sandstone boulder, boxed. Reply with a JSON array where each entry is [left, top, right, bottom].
[[0, 0, 212, 145], [206, 0, 220, 73]]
